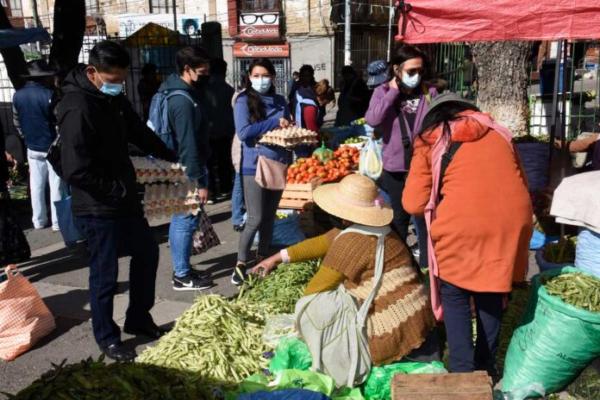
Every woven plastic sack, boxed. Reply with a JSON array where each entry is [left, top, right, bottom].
[[0, 265, 56, 361], [502, 267, 600, 398], [515, 143, 549, 192], [363, 361, 447, 400], [359, 138, 383, 180], [534, 249, 570, 273], [269, 338, 313, 373], [575, 228, 600, 278], [239, 389, 331, 400]]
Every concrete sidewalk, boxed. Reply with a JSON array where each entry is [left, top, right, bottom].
[[0, 200, 240, 397]]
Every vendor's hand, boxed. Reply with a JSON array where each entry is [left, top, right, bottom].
[[250, 257, 279, 277], [5, 151, 15, 166], [279, 118, 291, 129], [196, 188, 209, 205]]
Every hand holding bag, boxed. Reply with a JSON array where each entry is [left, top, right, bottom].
[[0, 265, 56, 361]]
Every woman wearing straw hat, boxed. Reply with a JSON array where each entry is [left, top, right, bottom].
[[252, 174, 436, 366], [402, 92, 532, 376]]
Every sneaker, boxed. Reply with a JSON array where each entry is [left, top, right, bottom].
[[233, 224, 245, 232], [410, 244, 420, 259], [173, 274, 213, 291], [171, 269, 210, 283], [231, 263, 247, 286]]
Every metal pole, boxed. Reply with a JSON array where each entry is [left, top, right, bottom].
[[548, 40, 563, 165], [386, 0, 393, 62], [172, 0, 178, 32], [31, 0, 40, 27], [344, 0, 351, 66]]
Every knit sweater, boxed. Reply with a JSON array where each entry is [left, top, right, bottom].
[[287, 229, 435, 365]]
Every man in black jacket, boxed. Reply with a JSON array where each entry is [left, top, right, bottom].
[[56, 41, 176, 362]]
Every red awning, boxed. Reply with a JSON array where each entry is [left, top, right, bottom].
[[396, 0, 600, 44]]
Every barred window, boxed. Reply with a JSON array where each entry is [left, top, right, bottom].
[[149, 0, 170, 14]]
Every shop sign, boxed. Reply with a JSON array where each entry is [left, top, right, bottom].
[[233, 42, 290, 58], [238, 25, 279, 39]]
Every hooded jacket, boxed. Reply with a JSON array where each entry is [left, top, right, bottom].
[[159, 73, 209, 187], [403, 113, 532, 292], [56, 65, 175, 217]]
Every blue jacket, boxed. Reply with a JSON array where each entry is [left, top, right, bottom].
[[234, 91, 292, 175], [12, 81, 56, 152], [159, 74, 209, 187]]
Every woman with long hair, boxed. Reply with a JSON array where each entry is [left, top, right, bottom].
[[402, 93, 532, 376], [232, 58, 292, 285]]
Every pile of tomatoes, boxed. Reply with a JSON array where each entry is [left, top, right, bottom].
[[286, 146, 361, 184]]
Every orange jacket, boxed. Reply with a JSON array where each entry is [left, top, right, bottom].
[[402, 115, 533, 292]]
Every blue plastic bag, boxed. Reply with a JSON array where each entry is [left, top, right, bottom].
[[54, 195, 82, 247], [529, 229, 559, 250], [255, 213, 306, 248], [575, 228, 600, 278]]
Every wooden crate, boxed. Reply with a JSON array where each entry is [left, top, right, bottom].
[[392, 372, 493, 400], [279, 181, 320, 210]]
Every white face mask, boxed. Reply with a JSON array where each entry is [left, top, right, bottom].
[[250, 77, 272, 94], [401, 72, 421, 89]]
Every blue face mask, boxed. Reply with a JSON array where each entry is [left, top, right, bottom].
[[250, 77, 272, 94], [100, 82, 124, 96]]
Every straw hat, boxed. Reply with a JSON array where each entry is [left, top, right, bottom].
[[313, 174, 393, 227]]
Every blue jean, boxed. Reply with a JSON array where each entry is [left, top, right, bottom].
[[412, 216, 429, 268], [169, 213, 199, 278], [440, 280, 503, 375], [232, 172, 246, 226], [75, 215, 158, 348]]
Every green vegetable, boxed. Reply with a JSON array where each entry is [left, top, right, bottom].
[[543, 237, 577, 264], [9, 357, 212, 400], [543, 272, 600, 312], [344, 136, 367, 144], [238, 261, 320, 314], [137, 295, 269, 385], [312, 142, 334, 163]]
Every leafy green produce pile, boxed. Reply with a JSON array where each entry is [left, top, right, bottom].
[[8, 357, 211, 400], [238, 261, 320, 314], [543, 272, 600, 312], [137, 295, 268, 384]]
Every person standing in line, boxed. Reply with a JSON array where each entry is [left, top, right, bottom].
[[12, 60, 63, 231], [158, 47, 214, 291], [335, 65, 370, 127], [138, 63, 161, 121], [204, 58, 236, 202], [365, 46, 438, 247], [56, 41, 176, 362], [232, 58, 292, 285]]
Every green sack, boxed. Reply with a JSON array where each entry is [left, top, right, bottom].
[[502, 267, 600, 398], [363, 361, 447, 400], [269, 338, 313, 373]]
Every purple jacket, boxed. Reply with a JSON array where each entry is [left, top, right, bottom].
[[365, 83, 437, 172]]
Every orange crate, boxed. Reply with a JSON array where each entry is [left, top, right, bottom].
[[279, 180, 321, 210], [392, 372, 493, 400]]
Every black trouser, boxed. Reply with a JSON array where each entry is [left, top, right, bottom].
[[208, 136, 234, 196], [379, 170, 411, 240], [440, 280, 504, 375], [75, 215, 159, 348]]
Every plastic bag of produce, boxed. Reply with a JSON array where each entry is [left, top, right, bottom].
[[575, 228, 600, 278], [269, 338, 312, 373], [359, 138, 383, 180], [263, 314, 298, 348], [363, 361, 447, 400], [502, 267, 600, 398]]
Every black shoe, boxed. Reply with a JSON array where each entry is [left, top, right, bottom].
[[233, 224, 245, 232], [173, 274, 214, 291], [231, 263, 247, 286], [101, 342, 137, 362], [123, 322, 170, 340], [171, 269, 211, 283]]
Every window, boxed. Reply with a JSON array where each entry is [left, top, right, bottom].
[[149, 0, 170, 14], [8, 0, 22, 17], [85, 0, 99, 14], [239, 0, 279, 12]]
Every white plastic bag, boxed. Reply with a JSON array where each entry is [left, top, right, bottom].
[[359, 137, 383, 180]]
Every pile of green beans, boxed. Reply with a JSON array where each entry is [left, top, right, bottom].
[[238, 261, 320, 314], [543, 272, 600, 312], [137, 295, 268, 384], [9, 357, 210, 400]]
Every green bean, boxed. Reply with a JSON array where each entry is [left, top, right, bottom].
[[543, 272, 600, 312]]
